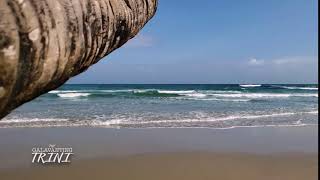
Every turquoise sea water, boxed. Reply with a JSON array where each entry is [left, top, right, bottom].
[[1, 84, 318, 128]]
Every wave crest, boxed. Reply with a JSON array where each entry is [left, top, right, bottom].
[[240, 84, 262, 87], [57, 93, 91, 98], [1, 111, 317, 128], [47, 88, 318, 100], [273, 86, 318, 90]]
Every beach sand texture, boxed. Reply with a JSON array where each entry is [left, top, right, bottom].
[[1, 152, 317, 180], [0, 126, 317, 180]]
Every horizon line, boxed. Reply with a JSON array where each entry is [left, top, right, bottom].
[[65, 83, 318, 85]]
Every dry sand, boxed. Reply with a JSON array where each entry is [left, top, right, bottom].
[[0, 126, 318, 180], [0, 152, 317, 180]]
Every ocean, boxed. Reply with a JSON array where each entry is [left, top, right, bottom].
[[1, 84, 318, 128]]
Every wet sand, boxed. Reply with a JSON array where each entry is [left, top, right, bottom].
[[0, 126, 318, 180]]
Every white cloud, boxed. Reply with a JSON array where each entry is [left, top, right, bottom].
[[247, 56, 316, 66], [248, 58, 265, 66], [126, 34, 154, 48], [271, 56, 315, 65]]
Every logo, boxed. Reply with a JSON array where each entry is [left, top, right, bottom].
[[32, 144, 73, 164]]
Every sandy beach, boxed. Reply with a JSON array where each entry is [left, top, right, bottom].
[[1, 152, 317, 180], [0, 0, 317, 179], [0, 126, 318, 180]]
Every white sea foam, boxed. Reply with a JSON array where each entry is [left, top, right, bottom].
[[202, 98, 250, 102], [91, 119, 125, 126], [215, 124, 317, 130], [277, 86, 318, 90], [172, 96, 251, 102], [57, 93, 91, 98], [158, 90, 195, 94], [210, 93, 289, 98], [133, 89, 156, 93], [208, 93, 318, 98], [50, 89, 133, 94], [185, 93, 207, 98], [49, 88, 318, 100], [102, 89, 133, 93], [0, 110, 317, 128], [117, 111, 318, 125], [304, 111, 319, 114], [49, 90, 79, 94], [239, 84, 262, 87], [202, 90, 242, 94], [171, 92, 318, 101], [294, 94, 319, 97], [0, 118, 69, 124]]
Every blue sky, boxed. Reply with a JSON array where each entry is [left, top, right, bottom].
[[69, 0, 318, 84]]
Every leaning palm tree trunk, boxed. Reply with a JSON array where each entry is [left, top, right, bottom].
[[0, 0, 157, 119]]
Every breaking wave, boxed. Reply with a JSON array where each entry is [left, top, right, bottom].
[[272, 85, 318, 90], [1, 111, 317, 128], [115, 111, 318, 125], [240, 84, 262, 88], [57, 93, 91, 98], [48, 89, 318, 100]]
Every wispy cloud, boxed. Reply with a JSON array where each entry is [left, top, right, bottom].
[[248, 58, 265, 66], [126, 34, 154, 48], [247, 56, 316, 66], [271, 56, 315, 65]]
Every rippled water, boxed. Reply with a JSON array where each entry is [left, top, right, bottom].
[[1, 84, 318, 128]]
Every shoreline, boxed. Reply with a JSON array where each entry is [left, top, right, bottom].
[[0, 123, 317, 129]]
